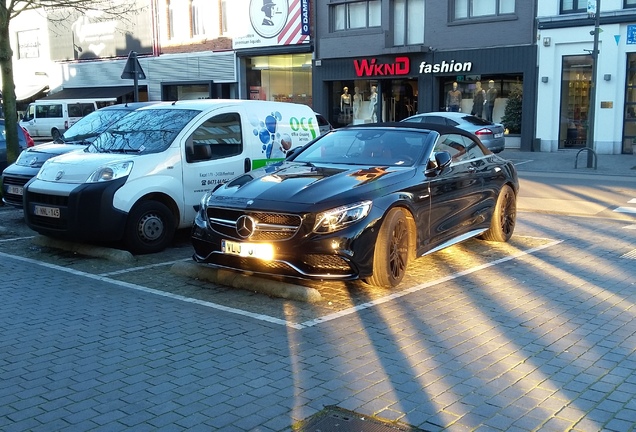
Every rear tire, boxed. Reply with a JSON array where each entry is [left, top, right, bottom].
[[365, 208, 410, 288], [479, 184, 516, 242], [124, 201, 176, 254]]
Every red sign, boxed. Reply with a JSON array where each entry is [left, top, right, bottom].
[[353, 56, 410, 77]]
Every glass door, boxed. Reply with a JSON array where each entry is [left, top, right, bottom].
[[559, 55, 592, 149]]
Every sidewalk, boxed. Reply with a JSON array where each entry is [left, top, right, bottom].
[[503, 148, 636, 177]]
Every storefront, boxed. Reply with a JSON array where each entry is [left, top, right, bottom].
[[312, 45, 537, 151], [537, 14, 636, 155]]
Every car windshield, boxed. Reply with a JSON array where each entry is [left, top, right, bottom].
[[292, 128, 430, 167], [87, 108, 199, 154], [59, 109, 132, 144]]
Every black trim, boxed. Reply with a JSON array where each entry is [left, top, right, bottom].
[[44, 86, 147, 100], [235, 43, 312, 57], [538, 13, 636, 29]]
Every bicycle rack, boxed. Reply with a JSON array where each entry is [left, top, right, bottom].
[[574, 148, 597, 170]]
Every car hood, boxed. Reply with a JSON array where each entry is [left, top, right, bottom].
[[15, 143, 87, 168], [37, 151, 133, 184], [208, 161, 416, 208]]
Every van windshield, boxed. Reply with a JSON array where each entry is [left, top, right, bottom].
[[87, 108, 199, 154]]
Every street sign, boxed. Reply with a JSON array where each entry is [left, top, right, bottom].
[[121, 51, 146, 80]]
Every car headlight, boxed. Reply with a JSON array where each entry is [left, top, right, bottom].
[[87, 161, 134, 183], [313, 201, 372, 234], [199, 190, 213, 216]]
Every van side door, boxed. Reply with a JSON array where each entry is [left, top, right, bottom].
[[182, 111, 248, 215]]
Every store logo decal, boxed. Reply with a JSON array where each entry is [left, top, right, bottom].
[[418, 60, 473, 74], [354, 56, 410, 77]]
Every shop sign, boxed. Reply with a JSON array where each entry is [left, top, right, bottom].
[[353, 56, 410, 77], [418, 60, 473, 74]]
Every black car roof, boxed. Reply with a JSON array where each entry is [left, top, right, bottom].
[[342, 121, 479, 140]]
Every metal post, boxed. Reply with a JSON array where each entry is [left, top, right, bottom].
[[586, 0, 600, 168]]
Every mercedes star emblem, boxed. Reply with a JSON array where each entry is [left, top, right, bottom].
[[236, 215, 256, 239]]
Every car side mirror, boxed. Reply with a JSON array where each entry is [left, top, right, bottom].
[[425, 151, 452, 177], [285, 147, 301, 160]]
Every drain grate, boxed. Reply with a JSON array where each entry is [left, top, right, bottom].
[[621, 249, 636, 259], [296, 406, 426, 432]]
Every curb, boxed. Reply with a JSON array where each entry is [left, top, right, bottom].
[[170, 261, 322, 303], [32, 235, 136, 263]]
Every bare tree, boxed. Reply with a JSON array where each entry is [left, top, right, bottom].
[[0, 0, 136, 166]]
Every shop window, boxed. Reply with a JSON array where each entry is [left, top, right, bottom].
[[560, 0, 586, 14], [245, 54, 312, 106], [393, 0, 425, 46], [333, 1, 381, 31], [453, 0, 514, 20]]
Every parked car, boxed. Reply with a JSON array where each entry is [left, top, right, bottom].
[[401, 112, 506, 153], [191, 122, 518, 288], [0, 119, 34, 174], [2, 102, 156, 207], [23, 100, 320, 254]]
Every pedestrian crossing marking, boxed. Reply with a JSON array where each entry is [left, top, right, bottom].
[[620, 249, 636, 259], [615, 206, 636, 214]]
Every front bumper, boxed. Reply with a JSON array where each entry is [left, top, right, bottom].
[[1, 165, 39, 208], [191, 206, 380, 281]]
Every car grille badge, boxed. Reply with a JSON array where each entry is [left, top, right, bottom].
[[55, 170, 65, 181], [236, 215, 256, 239]]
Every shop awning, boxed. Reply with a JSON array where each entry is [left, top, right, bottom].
[[15, 84, 49, 101], [44, 85, 147, 100]]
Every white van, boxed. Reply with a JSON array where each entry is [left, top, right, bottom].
[[23, 100, 320, 254], [19, 98, 116, 140]]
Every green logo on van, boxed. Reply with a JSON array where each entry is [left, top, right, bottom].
[[290, 116, 317, 140]]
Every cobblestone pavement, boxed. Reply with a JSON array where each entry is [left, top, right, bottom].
[[1, 182, 636, 430]]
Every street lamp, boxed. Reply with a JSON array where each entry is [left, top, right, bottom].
[[585, 0, 600, 168]]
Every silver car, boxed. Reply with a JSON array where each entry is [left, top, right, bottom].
[[402, 112, 506, 153]]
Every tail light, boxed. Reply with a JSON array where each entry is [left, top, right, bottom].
[[21, 126, 35, 148], [475, 128, 493, 137]]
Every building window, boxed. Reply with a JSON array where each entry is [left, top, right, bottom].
[[559, 55, 592, 149], [220, 0, 228, 34], [333, 1, 381, 31], [191, 0, 207, 36], [560, 0, 586, 14], [626, 0, 636, 8], [393, 0, 425, 46], [453, 0, 514, 20], [167, 1, 176, 40]]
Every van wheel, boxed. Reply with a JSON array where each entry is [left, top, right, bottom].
[[124, 201, 176, 254], [364, 208, 410, 289], [51, 128, 61, 140]]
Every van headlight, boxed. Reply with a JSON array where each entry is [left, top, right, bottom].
[[87, 161, 134, 183], [313, 201, 372, 233]]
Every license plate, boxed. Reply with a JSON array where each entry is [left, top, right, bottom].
[[7, 185, 23, 196], [221, 239, 273, 260], [494, 132, 504, 138], [34, 205, 60, 218]]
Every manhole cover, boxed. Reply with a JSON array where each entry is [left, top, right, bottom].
[[297, 406, 426, 432]]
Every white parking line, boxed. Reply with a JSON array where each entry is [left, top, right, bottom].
[[0, 237, 563, 330], [615, 206, 636, 214], [0, 235, 36, 243]]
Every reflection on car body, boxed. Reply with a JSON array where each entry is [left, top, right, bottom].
[[191, 122, 519, 288]]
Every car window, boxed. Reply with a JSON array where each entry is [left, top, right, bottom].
[[186, 112, 243, 163], [36, 104, 63, 119], [434, 134, 487, 163], [88, 108, 200, 155], [294, 129, 428, 167], [424, 116, 446, 125]]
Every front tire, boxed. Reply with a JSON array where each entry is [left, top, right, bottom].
[[480, 184, 516, 242], [365, 208, 410, 288], [51, 128, 61, 140], [124, 201, 176, 254]]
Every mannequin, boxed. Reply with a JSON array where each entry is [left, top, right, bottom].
[[471, 81, 485, 118], [446, 82, 462, 112], [341, 87, 352, 119], [353, 87, 362, 119], [485, 80, 497, 122], [368, 86, 378, 122]]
